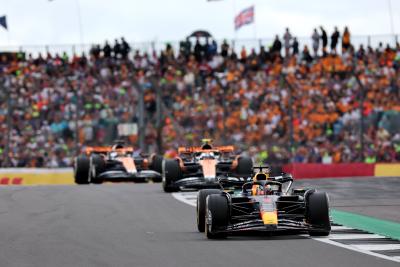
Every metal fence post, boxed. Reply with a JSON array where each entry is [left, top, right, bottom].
[[3, 77, 12, 167], [138, 83, 145, 152], [281, 74, 294, 163], [154, 78, 163, 154], [353, 73, 365, 162], [214, 73, 228, 145], [74, 82, 80, 157]]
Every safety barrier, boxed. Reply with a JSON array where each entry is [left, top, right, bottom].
[[0, 168, 74, 185], [374, 164, 400, 177], [0, 164, 399, 186], [283, 163, 400, 179]]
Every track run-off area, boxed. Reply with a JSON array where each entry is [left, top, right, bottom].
[[0, 177, 399, 267]]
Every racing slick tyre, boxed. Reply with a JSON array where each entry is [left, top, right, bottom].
[[205, 194, 229, 239], [236, 156, 253, 177], [90, 154, 106, 184], [197, 189, 222, 232], [150, 155, 164, 174], [306, 192, 331, 236], [162, 159, 181, 192], [151, 155, 164, 183], [74, 155, 90, 185]]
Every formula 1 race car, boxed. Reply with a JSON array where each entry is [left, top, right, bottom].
[[162, 139, 253, 192], [196, 166, 331, 239], [74, 142, 163, 184]]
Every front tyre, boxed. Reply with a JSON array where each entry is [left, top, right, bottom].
[[197, 189, 222, 232], [306, 192, 331, 236], [150, 155, 164, 174], [74, 155, 90, 185], [205, 194, 229, 239], [162, 159, 181, 192], [91, 154, 106, 184]]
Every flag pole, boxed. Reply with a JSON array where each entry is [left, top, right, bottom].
[[387, 0, 396, 41], [75, 0, 85, 54], [232, 0, 237, 49], [253, 5, 257, 41]]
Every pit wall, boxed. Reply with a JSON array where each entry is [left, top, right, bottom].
[[282, 163, 400, 179]]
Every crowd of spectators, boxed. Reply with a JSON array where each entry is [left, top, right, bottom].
[[1, 28, 400, 167]]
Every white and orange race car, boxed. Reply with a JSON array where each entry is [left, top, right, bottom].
[[74, 142, 162, 184], [162, 140, 253, 192]]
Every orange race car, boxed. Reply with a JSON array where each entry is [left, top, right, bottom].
[[74, 142, 163, 184], [162, 139, 253, 192]]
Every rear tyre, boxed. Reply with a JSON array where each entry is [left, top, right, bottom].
[[205, 194, 229, 239], [162, 159, 181, 192], [74, 155, 90, 185], [197, 189, 222, 232], [306, 192, 331, 236], [235, 156, 253, 177]]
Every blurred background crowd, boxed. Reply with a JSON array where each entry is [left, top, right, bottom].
[[1, 26, 399, 167]]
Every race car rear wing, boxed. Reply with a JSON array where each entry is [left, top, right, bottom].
[[85, 147, 134, 155], [178, 145, 234, 154]]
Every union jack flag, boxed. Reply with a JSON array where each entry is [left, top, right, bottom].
[[234, 6, 254, 31]]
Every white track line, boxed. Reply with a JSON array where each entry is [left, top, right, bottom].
[[314, 238, 400, 263], [325, 234, 385, 240], [172, 193, 196, 207], [331, 226, 353, 231], [350, 244, 400, 251]]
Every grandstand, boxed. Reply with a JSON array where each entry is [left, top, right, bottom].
[[1, 31, 399, 167]]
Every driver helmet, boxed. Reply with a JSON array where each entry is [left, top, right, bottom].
[[251, 184, 272, 195], [251, 184, 265, 195], [110, 144, 126, 158]]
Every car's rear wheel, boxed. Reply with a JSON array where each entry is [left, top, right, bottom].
[[162, 159, 181, 192], [235, 156, 253, 177], [74, 155, 90, 185], [205, 194, 229, 239], [306, 192, 331, 236], [197, 189, 222, 232]]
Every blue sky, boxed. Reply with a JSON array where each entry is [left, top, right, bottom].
[[0, 0, 399, 46]]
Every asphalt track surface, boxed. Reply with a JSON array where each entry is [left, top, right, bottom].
[[0, 178, 399, 267], [295, 177, 400, 222]]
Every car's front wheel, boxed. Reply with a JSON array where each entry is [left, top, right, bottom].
[[197, 189, 222, 232], [205, 194, 229, 239], [306, 192, 331, 236], [74, 155, 90, 185], [162, 159, 181, 192]]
